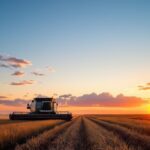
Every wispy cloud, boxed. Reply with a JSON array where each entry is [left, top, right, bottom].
[[0, 99, 29, 106], [32, 72, 44, 76], [59, 94, 72, 99], [11, 71, 25, 76], [57, 92, 148, 107], [10, 80, 35, 86], [0, 63, 10, 68], [0, 96, 8, 99], [31, 66, 55, 76], [0, 54, 32, 68], [138, 82, 150, 91], [46, 66, 55, 73], [34, 94, 49, 98], [23, 93, 29, 98]]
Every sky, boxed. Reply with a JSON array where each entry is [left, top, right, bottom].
[[0, 0, 150, 114]]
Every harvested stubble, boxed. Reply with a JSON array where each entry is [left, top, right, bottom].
[[2, 115, 150, 150], [15, 117, 79, 150], [83, 117, 131, 150], [93, 116, 150, 136], [16, 117, 138, 150], [90, 117, 150, 150], [0, 119, 65, 150]]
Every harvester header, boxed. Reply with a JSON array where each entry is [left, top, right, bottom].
[[9, 97, 72, 121]]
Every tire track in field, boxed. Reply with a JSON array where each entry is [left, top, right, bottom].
[[89, 117, 150, 150], [1, 120, 66, 150], [15, 120, 72, 150], [45, 116, 90, 150], [16, 116, 93, 150], [47, 117, 84, 150], [95, 118, 150, 137], [74, 117, 91, 150], [15, 117, 80, 150], [83, 117, 130, 150]]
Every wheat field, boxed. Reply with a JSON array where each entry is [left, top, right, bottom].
[[1, 115, 150, 150]]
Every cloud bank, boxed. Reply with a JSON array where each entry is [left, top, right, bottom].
[[0, 92, 148, 108], [57, 92, 148, 107]]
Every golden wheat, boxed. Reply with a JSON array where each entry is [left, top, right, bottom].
[[0, 119, 64, 150]]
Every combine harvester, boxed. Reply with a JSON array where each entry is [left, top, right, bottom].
[[9, 97, 72, 121]]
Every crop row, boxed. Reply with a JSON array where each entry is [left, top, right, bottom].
[[0, 119, 65, 150], [1, 115, 150, 150], [16, 117, 83, 150], [92, 115, 150, 136], [89, 116, 150, 150]]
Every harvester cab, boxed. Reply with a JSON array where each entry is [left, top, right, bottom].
[[27, 97, 58, 114], [9, 97, 72, 121]]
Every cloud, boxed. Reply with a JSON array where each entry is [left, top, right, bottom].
[[46, 66, 55, 73], [0, 96, 8, 99], [57, 92, 148, 107], [0, 99, 29, 106], [32, 72, 44, 76], [59, 94, 72, 99], [34, 94, 49, 98], [138, 82, 150, 91], [139, 86, 150, 90], [10, 80, 35, 86], [31, 66, 55, 77], [0, 63, 10, 68], [23, 93, 29, 98], [0, 92, 148, 108], [0, 54, 32, 68], [11, 71, 25, 76]]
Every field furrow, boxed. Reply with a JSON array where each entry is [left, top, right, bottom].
[[92, 117, 150, 136], [1, 115, 150, 150], [89, 117, 150, 150], [17, 116, 117, 150], [83, 117, 130, 150], [15, 117, 81, 150], [47, 117, 84, 150], [0, 120, 65, 150]]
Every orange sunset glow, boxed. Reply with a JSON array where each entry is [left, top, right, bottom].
[[0, 0, 150, 115], [2, 1, 150, 150]]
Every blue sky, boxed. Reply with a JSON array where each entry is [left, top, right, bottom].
[[0, 0, 150, 99]]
